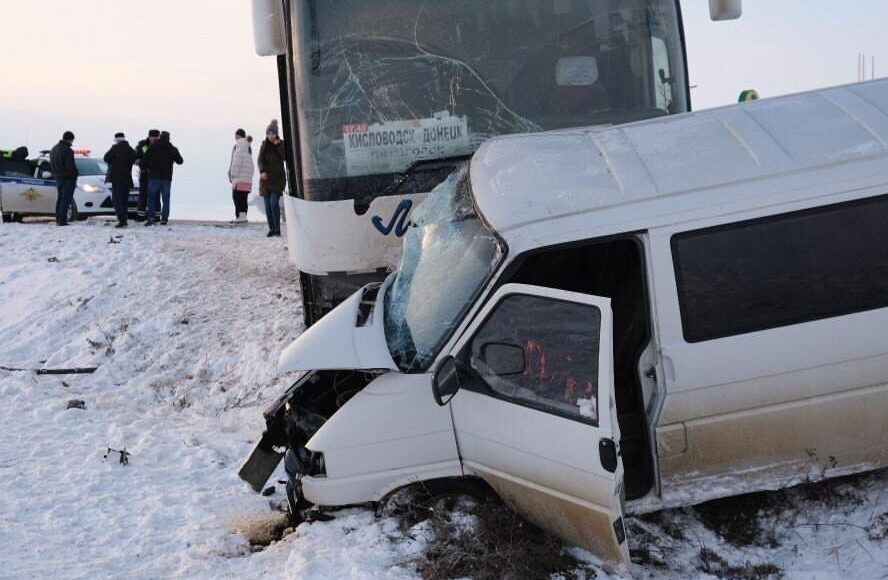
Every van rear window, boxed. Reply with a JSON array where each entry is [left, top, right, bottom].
[[672, 194, 888, 342]]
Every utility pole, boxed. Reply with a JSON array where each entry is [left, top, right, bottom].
[[858, 53, 878, 81]]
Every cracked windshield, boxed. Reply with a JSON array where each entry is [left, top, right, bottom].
[[384, 170, 503, 371], [293, 0, 686, 200]]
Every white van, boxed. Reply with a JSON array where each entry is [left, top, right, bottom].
[[240, 79, 888, 566]]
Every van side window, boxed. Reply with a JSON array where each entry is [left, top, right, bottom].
[[672, 194, 888, 342], [463, 294, 600, 425]]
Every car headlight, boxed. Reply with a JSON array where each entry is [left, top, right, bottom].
[[81, 183, 105, 194]]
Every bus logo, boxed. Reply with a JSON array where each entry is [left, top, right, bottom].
[[372, 199, 412, 237]]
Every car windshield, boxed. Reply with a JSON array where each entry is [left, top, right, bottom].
[[291, 0, 686, 201], [384, 169, 503, 372], [75, 158, 108, 176]]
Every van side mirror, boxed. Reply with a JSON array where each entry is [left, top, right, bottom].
[[480, 342, 525, 376], [432, 356, 461, 406], [709, 0, 742, 21]]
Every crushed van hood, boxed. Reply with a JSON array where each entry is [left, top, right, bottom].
[[278, 282, 398, 373]]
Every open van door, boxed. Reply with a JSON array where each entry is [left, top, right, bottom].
[[441, 283, 629, 565]]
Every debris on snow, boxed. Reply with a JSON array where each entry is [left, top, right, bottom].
[[66, 399, 86, 410], [103, 447, 130, 466]]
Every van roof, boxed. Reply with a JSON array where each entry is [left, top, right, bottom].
[[469, 79, 888, 235]]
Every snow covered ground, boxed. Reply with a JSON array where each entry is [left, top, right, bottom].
[[0, 219, 885, 579]]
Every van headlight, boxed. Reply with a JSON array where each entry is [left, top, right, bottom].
[[82, 183, 105, 194]]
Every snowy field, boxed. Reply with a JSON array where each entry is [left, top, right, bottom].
[[0, 219, 885, 579]]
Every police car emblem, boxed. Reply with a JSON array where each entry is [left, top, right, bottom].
[[22, 187, 42, 201]]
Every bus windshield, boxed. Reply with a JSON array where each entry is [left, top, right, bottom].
[[291, 0, 686, 201]]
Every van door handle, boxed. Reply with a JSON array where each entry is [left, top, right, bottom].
[[599, 438, 618, 473]]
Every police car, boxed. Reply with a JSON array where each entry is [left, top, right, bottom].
[[0, 148, 138, 222]]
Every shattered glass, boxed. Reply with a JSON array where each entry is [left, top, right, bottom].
[[292, 0, 687, 200], [383, 169, 503, 371]]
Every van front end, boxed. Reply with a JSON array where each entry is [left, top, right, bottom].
[[238, 282, 462, 521]]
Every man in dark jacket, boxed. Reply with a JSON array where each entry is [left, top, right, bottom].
[[133, 129, 160, 220], [49, 131, 79, 226], [258, 119, 286, 237], [143, 131, 183, 226], [103, 132, 136, 228]]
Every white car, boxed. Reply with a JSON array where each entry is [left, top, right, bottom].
[[0, 149, 138, 222]]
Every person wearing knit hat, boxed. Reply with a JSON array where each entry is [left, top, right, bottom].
[[229, 127, 254, 223], [258, 119, 285, 237]]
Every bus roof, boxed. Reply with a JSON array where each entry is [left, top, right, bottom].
[[469, 78, 888, 237]]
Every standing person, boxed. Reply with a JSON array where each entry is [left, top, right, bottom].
[[133, 129, 160, 221], [228, 128, 254, 223], [258, 120, 286, 237], [143, 131, 183, 226], [103, 132, 136, 228], [49, 131, 78, 226]]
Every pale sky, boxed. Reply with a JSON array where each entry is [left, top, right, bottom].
[[1, 1, 886, 218]]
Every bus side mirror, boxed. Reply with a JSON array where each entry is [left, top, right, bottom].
[[709, 0, 742, 21], [252, 0, 286, 56], [432, 356, 461, 406]]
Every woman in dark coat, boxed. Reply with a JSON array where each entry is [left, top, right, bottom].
[[257, 120, 286, 237]]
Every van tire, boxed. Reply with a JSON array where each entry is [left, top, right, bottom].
[[376, 476, 496, 518]]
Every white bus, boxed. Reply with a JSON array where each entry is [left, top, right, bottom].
[[251, 0, 742, 325], [242, 78, 888, 567]]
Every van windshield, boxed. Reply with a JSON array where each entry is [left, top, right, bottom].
[[384, 170, 503, 371]]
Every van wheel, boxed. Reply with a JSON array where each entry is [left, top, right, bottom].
[[3, 212, 23, 223], [376, 477, 496, 518]]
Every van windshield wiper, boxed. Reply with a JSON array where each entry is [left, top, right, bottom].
[[381, 154, 471, 197]]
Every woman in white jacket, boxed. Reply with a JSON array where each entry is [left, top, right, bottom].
[[228, 128, 254, 223]]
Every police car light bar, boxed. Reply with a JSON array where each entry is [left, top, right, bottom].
[[73, 149, 92, 156]]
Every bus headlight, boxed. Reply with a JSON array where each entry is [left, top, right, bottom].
[[82, 183, 105, 194]]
